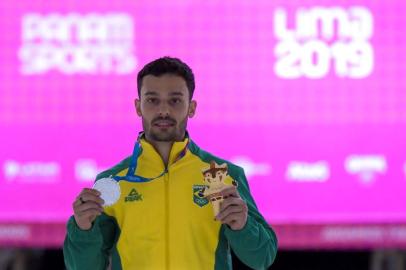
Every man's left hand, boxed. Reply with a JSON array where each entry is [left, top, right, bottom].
[[215, 186, 248, 230]]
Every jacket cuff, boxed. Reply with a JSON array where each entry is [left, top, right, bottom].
[[66, 216, 103, 244], [223, 215, 257, 243]]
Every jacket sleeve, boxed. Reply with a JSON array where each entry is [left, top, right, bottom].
[[224, 167, 278, 270], [63, 213, 119, 270]]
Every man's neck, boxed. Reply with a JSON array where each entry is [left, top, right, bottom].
[[149, 140, 173, 167], [144, 132, 186, 167]]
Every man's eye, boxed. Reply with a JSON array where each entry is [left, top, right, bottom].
[[170, 98, 182, 104], [146, 98, 158, 104]]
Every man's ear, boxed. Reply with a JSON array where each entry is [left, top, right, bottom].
[[188, 100, 197, 118], [135, 99, 142, 116]]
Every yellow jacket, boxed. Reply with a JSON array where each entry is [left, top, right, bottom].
[[63, 135, 277, 270]]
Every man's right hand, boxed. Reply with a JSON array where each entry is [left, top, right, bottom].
[[73, 188, 105, 230]]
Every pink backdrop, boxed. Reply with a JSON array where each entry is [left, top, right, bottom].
[[0, 0, 405, 248]]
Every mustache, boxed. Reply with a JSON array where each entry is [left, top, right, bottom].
[[152, 116, 177, 125]]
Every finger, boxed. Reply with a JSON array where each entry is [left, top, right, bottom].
[[220, 186, 240, 198], [75, 191, 99, 203], [78, 193, 104, 205], [77, 208, 103, 218], [79, 188, 101, 197], [75, 205, 103, 217], [75, 201, 103, 214], [72, 198, 86, 208], [216, 205, 244, 221], [220, 197, 244, 212], [220, 213, 240, 226]]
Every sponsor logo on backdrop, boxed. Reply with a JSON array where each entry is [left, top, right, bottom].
[[230, 156, 272, 179], [322, 226, 384, 242], [286, 161, 330, 182], [3, 160, 60, 183], [322, 225, 406, 243], [274, 6, 374, 79], [404, 162, 406, 179], [19, 13, 137, 75], [344, 155, 387, 184], [0, 225, 30, 241], [75, 159, 106, 182]]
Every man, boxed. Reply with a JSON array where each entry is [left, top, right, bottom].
[[63, 57, 277, 270]]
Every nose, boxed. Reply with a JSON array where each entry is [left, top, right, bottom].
[[158, 102, 170, 117]]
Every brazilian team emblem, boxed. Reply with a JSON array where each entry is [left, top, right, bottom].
[[193, 184, 209, 207]]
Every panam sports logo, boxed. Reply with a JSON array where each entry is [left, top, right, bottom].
[[19, 13, 137, 75]]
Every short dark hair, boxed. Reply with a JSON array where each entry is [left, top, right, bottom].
[[137, 56, 195, 100]]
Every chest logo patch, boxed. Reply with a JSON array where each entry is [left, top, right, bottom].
[[193, 185, 209, 207], [125, 188, 143, 202]]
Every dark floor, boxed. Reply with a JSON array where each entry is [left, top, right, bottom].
[[2, 248, 371, 270], [232, 249, 370, 270]]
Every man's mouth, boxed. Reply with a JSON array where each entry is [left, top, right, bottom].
[[153, 120, 176, 128]]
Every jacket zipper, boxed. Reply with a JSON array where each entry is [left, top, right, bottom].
[[164, 168, 170, 270]]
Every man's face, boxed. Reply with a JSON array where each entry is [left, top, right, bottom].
[[135, 74, 197, 142]]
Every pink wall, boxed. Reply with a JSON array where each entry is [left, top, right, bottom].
[[0, 0, 405, 247]]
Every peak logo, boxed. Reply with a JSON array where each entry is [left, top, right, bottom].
[[274, 6, 374, 79]]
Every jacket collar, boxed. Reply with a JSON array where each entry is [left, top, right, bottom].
[[137, 131, 190, 167]]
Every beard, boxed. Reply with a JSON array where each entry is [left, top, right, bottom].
[[143, 116, 188, 142]]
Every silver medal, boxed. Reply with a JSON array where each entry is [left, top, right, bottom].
[[93, 177, 121, 207]]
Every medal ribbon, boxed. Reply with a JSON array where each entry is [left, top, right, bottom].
[[112, 135, 189, 183]]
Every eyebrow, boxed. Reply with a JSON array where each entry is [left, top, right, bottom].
[[169, 91, 184, 96], [143, 91, 185, 96], [144, 91, 159, 96]]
